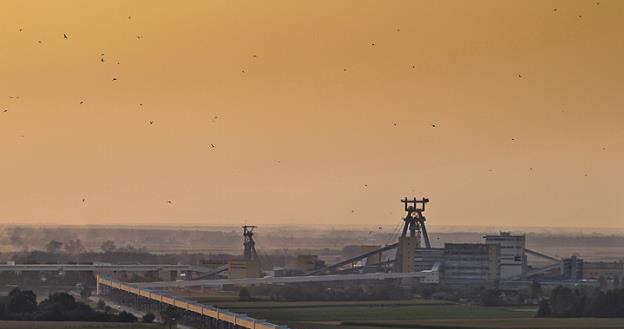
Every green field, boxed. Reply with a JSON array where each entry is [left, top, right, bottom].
[[207, 300, 624, 329]]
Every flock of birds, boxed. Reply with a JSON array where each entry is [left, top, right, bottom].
[[0, 3, 611, 213]]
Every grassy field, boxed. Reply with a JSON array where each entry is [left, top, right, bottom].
[[0, 321, 156, 329], [206, 300, 624, 329]]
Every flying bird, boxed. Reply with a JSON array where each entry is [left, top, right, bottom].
[[210, 144, 215, 148], [79, 101, 84, 105], [149, 121, 154, 125], [63, 34, 68, 39], [431, 124, 437, 128], [112, 77, 117, 81]]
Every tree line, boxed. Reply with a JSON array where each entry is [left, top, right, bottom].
[[0, 288, 153, 323], [538, 286, 624, 318]]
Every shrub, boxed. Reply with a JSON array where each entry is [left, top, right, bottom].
[[142, 312, 156, 323], [116, 311, 137, 323]]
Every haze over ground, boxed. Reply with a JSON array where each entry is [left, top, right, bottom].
[[0, 1, 623, 228]]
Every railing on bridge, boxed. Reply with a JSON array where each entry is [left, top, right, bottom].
[[96, 276, 287, 329]]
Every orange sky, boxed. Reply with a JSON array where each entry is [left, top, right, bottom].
[[0, 1, 623, 228]]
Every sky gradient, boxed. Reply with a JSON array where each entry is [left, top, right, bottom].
[[1, 1, 623, 228]]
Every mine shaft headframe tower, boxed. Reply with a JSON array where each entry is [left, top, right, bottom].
[[400, 197, 431, 248], [242, 225, 259, 262]]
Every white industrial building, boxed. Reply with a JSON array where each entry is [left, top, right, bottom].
[[484, 232, 526, 279]]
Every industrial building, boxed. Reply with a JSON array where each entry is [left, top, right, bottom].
[[484, 232, 526, 279], [583, 261, 624, 280], [442, 243, 500, 283], [562, 256, 584, 281]]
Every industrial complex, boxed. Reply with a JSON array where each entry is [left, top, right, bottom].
[[2, 197, 622, 328]]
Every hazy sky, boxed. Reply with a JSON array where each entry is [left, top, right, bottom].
[[1, 1, 623, 228]]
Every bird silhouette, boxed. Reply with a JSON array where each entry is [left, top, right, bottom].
[[149, 121, 154, 125], [101, 58, 105, 62], [112, 78, 117, 81], [431, 124, 437, 128], [210, 144, 215, 148], [63, 34, 68, 39], [79, 101, 84, 105]]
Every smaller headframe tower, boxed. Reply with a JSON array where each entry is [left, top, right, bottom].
[[394, 197, 432, 273], [242, 225, 259, 262]]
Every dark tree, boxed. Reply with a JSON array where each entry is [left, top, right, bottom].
[[80, 286, 92, 300], [239, 287, 251, 301], [100, 240, 117, 253], [142, 312, 156, 323], [7, 288, 37, 314], [64, 239, 86, 254], [530, 280, 542, 299], [537, 299, 551, 317], [160, 305, 178, 329], [45, 240, 64, 253], [116, 311, 137, 323], [480, 289, 503, 306]]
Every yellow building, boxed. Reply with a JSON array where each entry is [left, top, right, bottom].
[[228, 259, 261, 279], [295, 255, 320, 273]]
